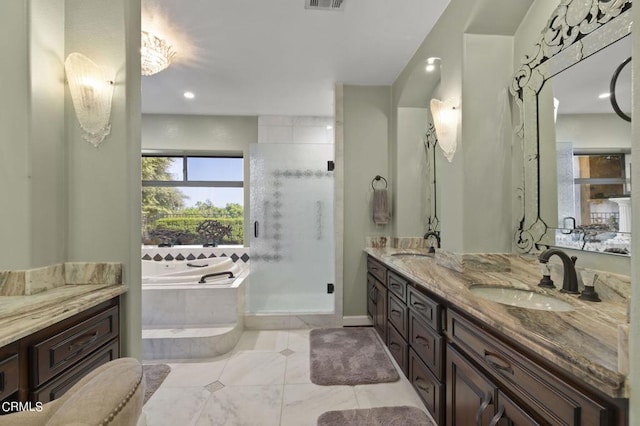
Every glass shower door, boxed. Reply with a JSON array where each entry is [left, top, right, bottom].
[[249, 143, 334, 313]]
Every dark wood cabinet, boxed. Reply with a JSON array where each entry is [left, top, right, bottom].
[[387, 322, 408, 375], [447, 344, 496, 426], [388, 293, 408, 337], [491, 390, 540, 426], [366, 258, 388, 342], [448, 309, 623, 426], [409, 311, 443, 381], [366, 273, 375, 321], [367, 256, 386, 284], [0, 297, 120, 407], [373, 280, 387, 341], [0, 343, 19, 402], [367, 256, 446, 423], [387, 270, 408, 302], [366, 254, 628, 425], [410, 348, 444, 424]]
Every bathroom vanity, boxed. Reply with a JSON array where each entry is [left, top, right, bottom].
[[0, 265, 126, 407], [365, 249, 628, 425]]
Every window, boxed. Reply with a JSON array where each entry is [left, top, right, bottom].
[[142, 154, 244, 246]]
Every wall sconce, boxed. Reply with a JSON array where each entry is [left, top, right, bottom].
[[64, 53, 115, 148], [430, 98, 459, 162]]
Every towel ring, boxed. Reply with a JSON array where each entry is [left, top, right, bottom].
[[371, 175, 388, 190]]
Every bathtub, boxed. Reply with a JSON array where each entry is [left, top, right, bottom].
[[142, 257, 242, 285], [141, 257, 247, 360]]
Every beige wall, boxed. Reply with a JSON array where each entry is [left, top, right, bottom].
[[0, 0, 141, 356], [393, 2, 519, 255], [555, 113, 632, 150], [0, 0, 66, 270], [65, 0, 142, 358], [460, 34, 513, 253], [342, 85, 391, 317], [141, 114, 258, 244]]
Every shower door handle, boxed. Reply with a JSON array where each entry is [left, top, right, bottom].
[[254, 221, 259, 238]]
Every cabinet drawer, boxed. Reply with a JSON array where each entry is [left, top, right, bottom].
[[387, 270, 408, 302], [31, 339, 119, 404], [367, 256, 386, 284], [31, 305, 119, 387], [387, 322, 408, 376], [0, 352, 19, 401], [409, 311, 443, 380], [407, 286, 441, 332], [409, 348, 443, 425], [388, 293, 408, 338], [447, 310, 608, 426]]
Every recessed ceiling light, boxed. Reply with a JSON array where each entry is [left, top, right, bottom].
[[326, 125, 333, 130], [183, 91, 195, 99], [598, 92, 611, 99]]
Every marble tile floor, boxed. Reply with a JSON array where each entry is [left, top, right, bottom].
[[142, 329, 432, 426]]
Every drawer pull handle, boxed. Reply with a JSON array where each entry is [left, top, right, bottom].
[[489, 406, 505, 426], [391, 309, 402, 317], [484, 350, 513, 375], [415, 378, 430, 393], [389, 342, 401, 350], [390, 283, 402, 289], [412, 301, 427, 311], [415, 335, 430, 348], [475, 391, 492, 426], [64, 331, 100, 362]]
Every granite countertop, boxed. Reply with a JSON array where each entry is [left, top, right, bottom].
[[0, 283, 127, 347], [365, 247, 628, 399], [0, 261, 128, 347]]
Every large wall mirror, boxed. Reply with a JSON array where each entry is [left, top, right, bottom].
[[510, 0, 632, 255]]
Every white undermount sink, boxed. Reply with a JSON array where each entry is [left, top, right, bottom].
[[389, 252, 431, 258], [469, 285, 575, 312]]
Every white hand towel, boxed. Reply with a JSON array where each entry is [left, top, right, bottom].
[[373, 189, 390, 225]]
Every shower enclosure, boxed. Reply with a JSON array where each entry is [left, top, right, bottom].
[[249, 143, 334, 314]]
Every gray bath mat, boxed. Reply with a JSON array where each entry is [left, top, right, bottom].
[[317, 406, 434, 426], [142, 364, 171, 404], [309, 327, 399, 385]]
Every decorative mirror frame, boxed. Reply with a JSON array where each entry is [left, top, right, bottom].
[[510, 0, 632, 253]]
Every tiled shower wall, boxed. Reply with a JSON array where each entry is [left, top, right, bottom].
[[258, 116, 334, 144], [141, 247, 250, 264]]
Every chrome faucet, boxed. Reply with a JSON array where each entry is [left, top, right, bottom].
[[538, 248, 579, 294]]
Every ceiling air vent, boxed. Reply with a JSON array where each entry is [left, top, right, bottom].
[[305, 0, 345, 11]]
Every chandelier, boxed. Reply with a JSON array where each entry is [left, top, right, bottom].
[[141, 31, 176, 76]]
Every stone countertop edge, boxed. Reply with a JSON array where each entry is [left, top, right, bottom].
[[364, 247, 628, 399], [0, 284, 128, 347]]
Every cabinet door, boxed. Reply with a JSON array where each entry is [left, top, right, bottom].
[[374, 280, 387, 341], [490, 391, 540, 426], [447, 344, 496, 426], [366, 273, 376, 321], [0, 343, 19, 402]]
